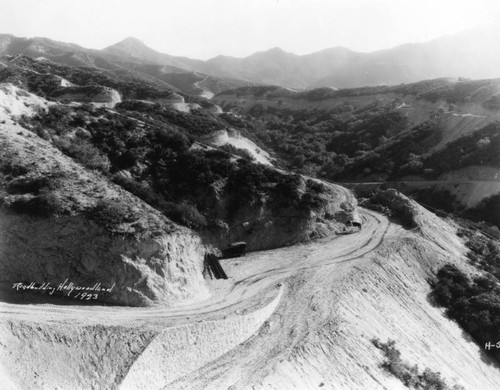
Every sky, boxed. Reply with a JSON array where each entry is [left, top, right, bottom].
[[1, 0, 499, 59]]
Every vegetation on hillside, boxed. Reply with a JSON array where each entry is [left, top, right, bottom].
[[0, 55, 181, 100], [464, 194, 500, 229], [220, 100, 444, 180], [430, 264, 500, 364], [218, 83, 500, 229], [19, 102, 326, 233], [372, 338, 464, 389], [0, 151, 67, 216], [459, 228, 500, 280], [424, 123, 500, 177]]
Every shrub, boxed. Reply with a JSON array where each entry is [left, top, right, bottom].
[[87, 199, 133, 229], [6, 175, 52, 194], [112, 174, 208, 229], [9, 189, 64, 216], [33, 105, 74, 135], [372, 338, 463, 389], [54, 138, 110, 172], [431, 264, 500, 363], [160, 202, 207, 229], [0, 157, 29, 177], [367, 189, 417, 228], [112, 175, 161, 206]]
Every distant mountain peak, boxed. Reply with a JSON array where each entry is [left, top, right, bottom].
[[119, 36, 147, 46], [103, 36, 159, 59], [107, 36, 150, 50], [249, 46, 297, 60], [261, 47, 293, 55]]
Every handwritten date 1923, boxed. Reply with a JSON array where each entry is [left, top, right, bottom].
[[73, 292, 98, 300]]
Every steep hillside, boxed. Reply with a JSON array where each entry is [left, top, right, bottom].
[[0, 85, 209, 307], [122, 197, 500, 389], [214, 78, 500, 229]]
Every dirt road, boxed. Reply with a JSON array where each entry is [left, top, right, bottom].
[[0, 210, 390, 326], [0, 209, 400, 389], [166, 210, 398, 389]]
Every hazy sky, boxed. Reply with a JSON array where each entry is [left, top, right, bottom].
[[1, 0, 499, 59]]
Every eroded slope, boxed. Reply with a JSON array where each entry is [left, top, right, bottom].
[[0, 106, 208, 307]]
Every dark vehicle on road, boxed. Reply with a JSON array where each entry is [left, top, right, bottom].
[[221, 241, 247, 259]]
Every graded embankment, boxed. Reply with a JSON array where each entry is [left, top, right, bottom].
[[168, 203, 500, 390]]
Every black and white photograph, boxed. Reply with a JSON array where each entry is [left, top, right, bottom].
[[1, 0, 500, 389]]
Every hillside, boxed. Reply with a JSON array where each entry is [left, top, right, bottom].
[[214, 78, 500, 230], [168, 198, 500, 390], [3, 27, 500, 93], [0, 53, 362, 305], [0, 34, 251, 97], [0, 84, 209, 307]]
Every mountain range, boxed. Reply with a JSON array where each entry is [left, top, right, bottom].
[[1, 27, 500, 94]]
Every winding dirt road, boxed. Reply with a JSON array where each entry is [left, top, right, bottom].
[[0, 210, 391, 325], [0, 209, 400, 389], [167, 209, 399, 389]]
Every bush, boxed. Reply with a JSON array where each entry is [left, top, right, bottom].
[[160, 202, 207, 229], [9, 189, 64, 216], [87, 199, 133, 230], [372, 338, 463, 389], [112, 175, 161, 206], [0, 157, 29, 177], [32, 105, 74, 135], [6, 175, 52, 194], [54, 138, 110, 172], [431, 264, 500, 363]]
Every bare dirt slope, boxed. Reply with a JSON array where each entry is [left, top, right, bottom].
[[200, 128, 274, 166], [1, 203, 500, 389]]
